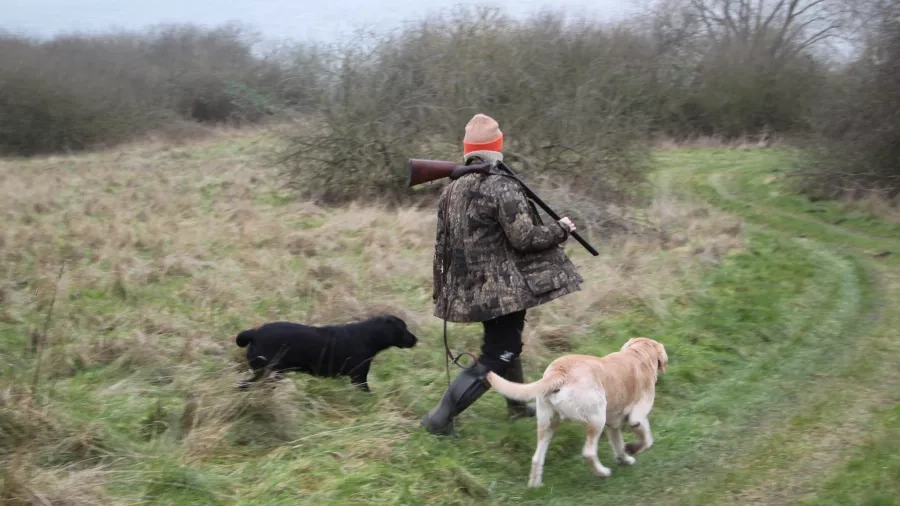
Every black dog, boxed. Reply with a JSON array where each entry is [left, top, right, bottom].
[[235, 315, 418, 392]]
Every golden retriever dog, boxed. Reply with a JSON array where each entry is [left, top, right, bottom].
[[485, 337, 668, 488]]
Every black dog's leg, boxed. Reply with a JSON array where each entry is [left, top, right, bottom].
[[239, 351, 285, 390], [238, 351, 274, 390], [238, 368, 267, 390], [264, 370, 285, 387], [349, 361, 372, 392]]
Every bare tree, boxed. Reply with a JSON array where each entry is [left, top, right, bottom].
[[793, 2, 900, 199], [655, 0, 848, 65], [842, 0, 900, 62]]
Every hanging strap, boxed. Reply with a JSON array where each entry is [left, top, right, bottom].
[[439, 179, 478, 387]]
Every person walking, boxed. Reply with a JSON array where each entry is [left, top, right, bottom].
[[421, 113, 584, 436]]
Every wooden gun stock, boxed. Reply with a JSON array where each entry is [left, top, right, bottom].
[[407, 158, 492, 187]]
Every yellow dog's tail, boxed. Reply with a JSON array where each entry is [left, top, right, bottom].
[[486, 370, 566, 402]]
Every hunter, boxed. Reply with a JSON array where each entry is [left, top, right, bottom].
[[421, 113, 584, 436]]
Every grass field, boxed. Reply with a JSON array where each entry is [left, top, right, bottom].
[[1, 131, 898, 505]]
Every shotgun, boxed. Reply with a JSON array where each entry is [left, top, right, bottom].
[[407, 158, 599, 256]]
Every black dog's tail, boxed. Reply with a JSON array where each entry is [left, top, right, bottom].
[[236, 329, 256, 348]]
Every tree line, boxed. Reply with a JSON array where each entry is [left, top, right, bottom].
[[1, 1, 896, 202]]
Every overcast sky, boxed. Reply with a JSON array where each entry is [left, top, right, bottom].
[[2, 0, 640, 44]]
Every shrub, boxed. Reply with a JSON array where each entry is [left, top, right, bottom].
[[0, 34, 165, 155], [278, 7, 654, 206], [0, 24, 322, 156], [793, 14, 900, 200]]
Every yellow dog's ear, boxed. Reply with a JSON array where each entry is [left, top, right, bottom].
[[620, 338, 635, 351], [657, 343, 669, 373]]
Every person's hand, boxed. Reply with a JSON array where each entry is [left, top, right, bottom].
[[558, 217, 576, 233]]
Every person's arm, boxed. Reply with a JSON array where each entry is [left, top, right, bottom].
[[494, 177, 570, 252]]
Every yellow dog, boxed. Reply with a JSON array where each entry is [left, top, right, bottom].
[[486, 337, 668, 488]]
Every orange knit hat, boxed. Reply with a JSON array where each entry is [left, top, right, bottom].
[[463, 114, 503, 156]]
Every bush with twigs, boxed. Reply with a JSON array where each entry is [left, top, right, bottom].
[[793, 12, 900, 202], [0, 23, 324, 156], [278, 1, 848, 206], [277, 7, 656, 207]]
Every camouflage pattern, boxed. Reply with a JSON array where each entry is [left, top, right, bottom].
[[432, 165, 584, 322]]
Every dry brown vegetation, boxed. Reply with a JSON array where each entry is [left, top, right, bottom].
[[0, 23, 308, 156], [0, 126, 746, 501], [795, 5, 900, 202], [848, 194, 900, 224], [276, 0, 850, 206], [6, 1, 896, 208]]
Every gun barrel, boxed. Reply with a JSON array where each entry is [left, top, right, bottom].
[[407, 159, 460, 187]]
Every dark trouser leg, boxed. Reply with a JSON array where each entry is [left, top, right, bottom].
[[421, 310, 530, 436], [478, 310, 535, 419], [477, 309, 527, 375], [502, 356, 536, 419]]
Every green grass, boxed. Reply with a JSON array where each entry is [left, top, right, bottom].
[[798, 403, 900, 506], [2, 140, 899, 505], [723, 149, 900, 238], [659, 148, 900, 253], [654, 147, 900, 505]]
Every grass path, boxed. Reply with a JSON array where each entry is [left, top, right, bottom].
[[2, 141, 899, 505], [653, 149, 900, 505]]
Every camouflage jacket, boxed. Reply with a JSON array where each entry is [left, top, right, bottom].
[[432, 165, 584, 322]]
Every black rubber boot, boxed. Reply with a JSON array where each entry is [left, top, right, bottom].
[[503, 357, 536, 419], [421, 362, 491, 436]]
